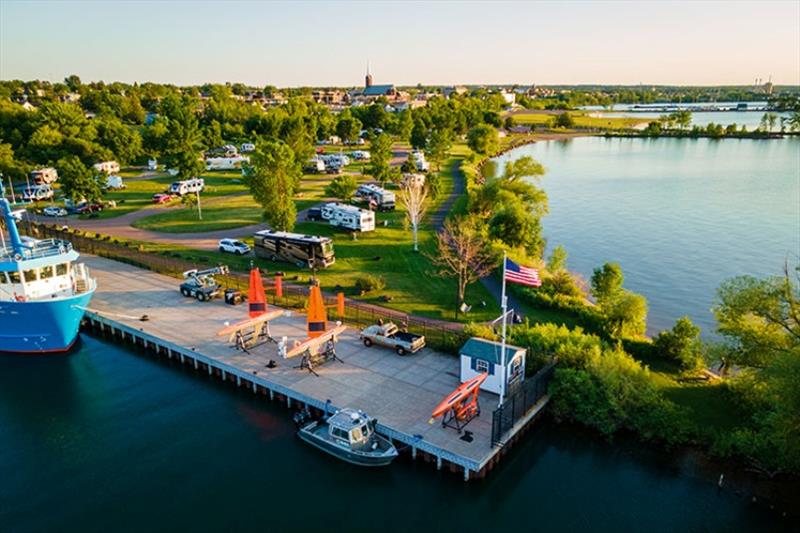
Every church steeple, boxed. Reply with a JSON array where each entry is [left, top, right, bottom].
[[365, 61, 373, 88]]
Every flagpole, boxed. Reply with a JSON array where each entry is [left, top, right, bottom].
[[499, 250, 508, 407]]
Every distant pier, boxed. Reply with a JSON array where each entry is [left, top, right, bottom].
[[79, 256, 551, 481]]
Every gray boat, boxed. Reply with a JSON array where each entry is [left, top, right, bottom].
[[297, 408, 399, 467]]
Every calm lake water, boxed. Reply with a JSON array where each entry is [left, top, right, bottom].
[[493, 137, 800, 334], [0, 336, 791, 532]]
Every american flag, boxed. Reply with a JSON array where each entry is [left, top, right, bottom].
[[504, 258, 541, 287]]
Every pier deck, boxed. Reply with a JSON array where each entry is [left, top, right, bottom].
[[82, 256, 547, 478]]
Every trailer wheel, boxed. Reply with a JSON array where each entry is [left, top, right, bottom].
[[396, 346, 406, 356], [363, 338, 373, 347], [181, 288, 189, 297]]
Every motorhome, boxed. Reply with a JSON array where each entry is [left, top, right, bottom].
[[30, 167, 58, 185], [93, 161, 120, 174], [205, 156, 249, 170], [320, 202, 375, 232], [320, 153, 350, 167], [104, 175, 126, 190], [147, 159, 158, 171], [305, 157, 326, 173], [240, 142, 256, 153], [253, 230, 335, 269], [351, 150, 370, 161], [22, 184, 54, 201], [355, 184, 395, 211], [168, 178, 205, 196]]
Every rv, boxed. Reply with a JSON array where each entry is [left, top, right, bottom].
[[355, 184, 395, 211], [22, 184, 54, 201], [305, 157, 326, 173], [147, 159, 158, 171], [240, 142, 256, 153], [168, 178, 205, 196], [104, 175, 126, 190], [412, 151, 430, 172], [320, 202, 375, 232], [351, 150, 370, 161], [320, 153, 350, 167], [205, 156, 249, 170], [253, 230, 335, 269], [30, 167, 58, 185], [93, 161, 120, 174]]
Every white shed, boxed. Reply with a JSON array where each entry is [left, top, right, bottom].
[[459, 338, 525, 397]]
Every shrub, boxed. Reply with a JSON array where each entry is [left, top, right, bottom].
[[653, 316, 704, 371], [354, 274, 386, 294]]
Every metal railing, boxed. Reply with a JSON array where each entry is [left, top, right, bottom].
[[33, 223, 468, 353], [491, 361, 556, 447]]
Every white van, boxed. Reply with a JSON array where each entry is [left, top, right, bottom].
[[22, 184, 54, 201], [320, 202, 375, 232], [168, 178, 205, 196]]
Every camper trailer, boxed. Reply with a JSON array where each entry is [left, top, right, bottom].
[[253, 230, 335, 269], [320, 202, 375, 232], [240, 142, 256, 153], [30, 167, 58, 185], [205, 156, 249, 170], [147, 159, 158, 171], [355, 184, 395, 211], [412, 151, 430, 172], [305, 157, 326, 173], [22, 184, 54, 201], [168, 178, 205, 196], [93, 161, 120, 174], [104, 175, 126, 190]]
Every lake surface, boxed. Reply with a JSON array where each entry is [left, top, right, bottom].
[[0, 336, 790, 532], [581, 102, 790, 130], [493, 137, 800, 334]]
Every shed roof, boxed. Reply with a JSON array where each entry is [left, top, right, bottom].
[[460, 337, 524, 365]]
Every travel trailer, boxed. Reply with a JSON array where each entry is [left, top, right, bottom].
[[253, 230, 335, 269], [22, 184, 54, 201], [355, 184, 395, 211], [30, 167, 58, 185], [205, 156, 249, 170], [104, 175, 126, 190], [168, 178, 205, 196], [147, 159, 158, 171], [412, 151, 430, 172], [93, 161, 120, 174], [320, 202, 375, 232], [240, 142, 256, 153], [305, 158, 326, 173]]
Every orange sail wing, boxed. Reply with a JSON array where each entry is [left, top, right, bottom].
[[248, 267, 267, 318]]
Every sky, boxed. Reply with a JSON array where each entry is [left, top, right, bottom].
[[1, 0, 799, 87]]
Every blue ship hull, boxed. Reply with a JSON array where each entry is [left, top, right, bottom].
[[0, 289, 95, 353]]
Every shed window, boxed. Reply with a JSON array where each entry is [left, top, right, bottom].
[[476, 359, 489, 373]]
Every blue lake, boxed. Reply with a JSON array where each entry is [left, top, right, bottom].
[[494, 136, 800, 334]]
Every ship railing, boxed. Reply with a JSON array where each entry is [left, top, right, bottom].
[[0, 239, 73, 262]]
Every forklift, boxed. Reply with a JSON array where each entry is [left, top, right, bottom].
[[179, 265, 229, 302]]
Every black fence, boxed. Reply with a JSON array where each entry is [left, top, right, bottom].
[[491, 361, 556, 447], [33, 223, 468, 353]]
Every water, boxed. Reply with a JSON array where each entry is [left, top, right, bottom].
[[493, 137, 800, 334], [580, 103, 790, 130], [0, 337, 790, 532]]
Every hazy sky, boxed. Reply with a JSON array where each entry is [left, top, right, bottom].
[[1, 0, 798, 87]]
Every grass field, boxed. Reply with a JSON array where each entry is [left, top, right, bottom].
[[511, 111, 646, 130], [132, 194, 262, 233]]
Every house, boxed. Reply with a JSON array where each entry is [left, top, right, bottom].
[[459, 337, 526, 397], [312, 90, 349, 106]]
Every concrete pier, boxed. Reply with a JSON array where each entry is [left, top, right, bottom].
[[81, 256, 549, 480]]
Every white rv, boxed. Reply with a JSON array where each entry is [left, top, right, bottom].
[[22, 184, 54, 201], [93, 161, 120, 174], [104, 175, 126, 190], [168, 178, 205, 196], [30, 167, 58, 185], [240, 142, 256, 153], [355, 184, 395, 211], [148, 159, 158, 171], [306, 157, 326, 173], [351, 150, 370, 161], [320, 153, 350, 167], [320, 202, 375, 232], [412, 151, 430, 172], [205, 155, 249, 170]]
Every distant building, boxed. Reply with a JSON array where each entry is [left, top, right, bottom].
[[351, 64, 403, 105], [442, 86, 468, 98], [312, 89, 349, 106]]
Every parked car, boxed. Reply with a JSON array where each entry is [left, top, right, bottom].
[[360, 322, 426, 355], [43, 206, 68, 217], [218, 238, 251, 255], [306, 207, 322, 221], [152, 193, 173, 204], [76, 203, 103, 215]]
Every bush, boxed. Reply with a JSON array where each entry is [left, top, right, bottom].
[[354, 274, 386, 294], [653, 316, 704, 371]]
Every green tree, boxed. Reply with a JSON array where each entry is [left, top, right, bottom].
[[368, 133, 394, 186], [653, 316, 703, 370], [335, 115, 362, 143], [56, 155, 102, 202], [0, 142, 27, 182], [603, 290, 648, 338], [547, 245, 568, 273], [247, 140, 301, 231], [409, 120, 428, 150], [552, 112, 575, 128], [95, 117, 142, 165], [591, 262, 624, 304], [324, 174, 358, 202], [161, 96, 205, 179], [426, 128, 452, 171], [467, 124, 499, 155]]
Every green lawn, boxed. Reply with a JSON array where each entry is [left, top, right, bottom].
[[132, 194, 262, 233], [511, 111, 645, 130]]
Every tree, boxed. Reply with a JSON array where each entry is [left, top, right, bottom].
[[409, 120, 428, 150], [56, 155, 102, 202], [324, 174, 358, 202], [247, 140, 301, 232], [591, 262, 624, 304], [426, 128, 452, 171], [501, 156, 545, 182], [653, 316, 703, 370], [547, 245, 568, 273], [0, 142, 27, 182], [161, 96, 205, 179], [335, 115, 362, 143], [95, 117, 142, 165], [398, 180, 428, 252], [368, 133, 394, 186], [428, 215, 497, 309], [467, 124, 499, 155], [64, 75, 82, 93], [603, 290, 648, 338], [669, 110, 692, 131], [552, 112, 575, 128]]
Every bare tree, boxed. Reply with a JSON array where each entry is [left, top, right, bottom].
[[428, 215, 498, 308], [398, 180, 428, 251]]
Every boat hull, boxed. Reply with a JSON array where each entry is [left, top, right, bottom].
[[0, 289, 95, 354], [298, 424, 398, 467]]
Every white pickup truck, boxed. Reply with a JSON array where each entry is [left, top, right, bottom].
[[360, 322, 425, 355]]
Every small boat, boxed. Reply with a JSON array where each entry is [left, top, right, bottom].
[[297, 408, 398, 467]]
